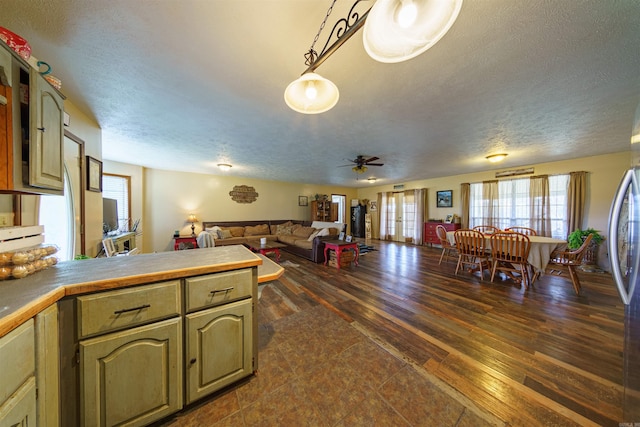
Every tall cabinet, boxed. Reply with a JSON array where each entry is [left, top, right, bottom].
[[311, 200, 337, 222], [351, 205, 366, 238], [0, 40, 64, 195]]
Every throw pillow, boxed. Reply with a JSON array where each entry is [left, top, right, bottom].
[[328, 227, 339, 236], [245, 224, 269, 236], [293, 226, 315, 238], [220, 226, 244, 237], [316, 228, 331, 237], [276, 223, 294, 235], [307, 229, 321, 241], [218, 229, 233, 239]]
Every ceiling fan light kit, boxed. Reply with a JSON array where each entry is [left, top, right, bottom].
[[285, 0, 462, 114]]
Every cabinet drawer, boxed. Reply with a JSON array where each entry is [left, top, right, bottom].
[[185, 269, 253, 313], [0, 319, 34, 405], [77, 280, 181, 338]]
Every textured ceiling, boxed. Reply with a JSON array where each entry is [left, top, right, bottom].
[[2, 0, 639, 187]]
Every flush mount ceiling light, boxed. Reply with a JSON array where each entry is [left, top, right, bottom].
[[285, 0, 462, 114], [217, 163, 232, 171], [486, 154, 508, 163], [367, 177, 377, 183]]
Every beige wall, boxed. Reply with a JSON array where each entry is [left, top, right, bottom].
[[142, 168, 358, 253]]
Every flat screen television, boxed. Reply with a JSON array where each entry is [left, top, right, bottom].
[[103, 198, 119, 234]]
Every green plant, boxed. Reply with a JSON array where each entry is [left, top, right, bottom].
[[567, 228, 604, 249], [74, 254, 91, 260]]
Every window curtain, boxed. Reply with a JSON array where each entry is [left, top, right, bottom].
[[378, 192, 394, 241], [460, 183, 470, 228], [481, 180, 499, 227], [567, 171, 587, 234], [529, 175, 551, 236], [405, 188, 426, 245]]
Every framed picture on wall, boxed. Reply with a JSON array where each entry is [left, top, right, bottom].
[[298, 196, 308, 206], [436, 190, 452, 208], [86, 156, 102, 192]]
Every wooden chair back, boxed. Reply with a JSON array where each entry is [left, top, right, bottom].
[[436, 225, 449, 245], [102, 238, 117, 257], [505, 226, 537, 236], [472, 225, 500, 235], [455, 229, 487, 257], [490, 232, 531, 264], [548, 234, 594, 295]]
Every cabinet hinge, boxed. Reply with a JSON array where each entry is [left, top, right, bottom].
[[75, 348, 80, 365]]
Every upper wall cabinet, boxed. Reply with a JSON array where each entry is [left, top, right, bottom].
[[0, 41, 64, 195]]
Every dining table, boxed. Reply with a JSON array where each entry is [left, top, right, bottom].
[[446, 231, 567, 274]]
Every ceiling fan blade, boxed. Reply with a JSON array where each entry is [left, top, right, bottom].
[[367, 163, 384, 166], [363, 156, 379, 163]]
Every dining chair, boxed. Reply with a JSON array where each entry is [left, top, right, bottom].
[[436, 224, 457, 265], [472, 225, 500, 235], [102, 238, 139, 257], [547, 234, 593, 295], [505, 226, 537, 236], [454, 229, 491, 280], [490, 232, 532, 288]]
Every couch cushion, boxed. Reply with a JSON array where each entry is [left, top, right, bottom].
[[221, 226, 245, 237], [293, 239, 313, 250], [218, 229, 233, 239], [277, 234, 298, 245], [307, 229, 321, 241], [244, 224, 270, 236], [316, 228, 331, 237], [293, 226, 315, 239], [276, 222, 295, 235]]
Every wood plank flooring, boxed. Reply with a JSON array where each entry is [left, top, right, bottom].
[[274, 240, 624, 426]]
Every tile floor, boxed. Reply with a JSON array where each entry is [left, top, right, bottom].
[[156, 284, 501, 427]]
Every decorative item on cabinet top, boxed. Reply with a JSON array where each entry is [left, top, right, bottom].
[[0, 27, 31, 61]]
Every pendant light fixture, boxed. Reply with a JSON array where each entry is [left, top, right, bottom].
[[285, 0, 463, 113], [363, 0, 464, 63]]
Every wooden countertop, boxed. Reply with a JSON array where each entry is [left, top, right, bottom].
[[0, 245, 284, 338]]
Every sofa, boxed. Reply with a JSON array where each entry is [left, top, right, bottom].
[[200, 220, 346, 263]]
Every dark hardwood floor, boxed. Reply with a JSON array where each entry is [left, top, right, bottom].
[[270, 240, 624, 426]]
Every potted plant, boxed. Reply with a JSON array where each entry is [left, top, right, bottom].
[[567, 228, 605, 268]]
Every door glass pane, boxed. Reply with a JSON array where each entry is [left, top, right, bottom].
[[39, 167, 74, 261]]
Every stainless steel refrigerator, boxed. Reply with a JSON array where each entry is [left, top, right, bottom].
[[609, 102, 640, 423]]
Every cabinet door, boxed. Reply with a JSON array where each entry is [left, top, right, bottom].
[[29, 70, 64, 190], [80, 317, 183, 427], [35, 304, 60, 427], [0, 376, 36, 427], [185, 299, 253, 404]]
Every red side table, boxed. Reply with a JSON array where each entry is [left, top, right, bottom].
[[324, 240, 359, 269], [174, 236, 198, 250]]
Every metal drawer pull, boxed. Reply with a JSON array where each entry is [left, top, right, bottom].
[[114, 304, 151, 315], [210, 287, 234, 295]]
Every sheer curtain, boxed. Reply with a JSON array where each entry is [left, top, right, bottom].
[[403, 188, 427, 245], [378, 192, 394, 240], [567, 171, 587, 234], [470, 180, 499, 228], [529, 175, 552, 236]]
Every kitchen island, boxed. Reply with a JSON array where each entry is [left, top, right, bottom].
[[0, 245, 282, 426]]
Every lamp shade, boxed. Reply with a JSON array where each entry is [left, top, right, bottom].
[[284, 72, 339, 114], [363, 0, 463, 63], [187, 214, 198, 223]]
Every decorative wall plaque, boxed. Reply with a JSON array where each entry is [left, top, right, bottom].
[[229, 185, 259, 203]]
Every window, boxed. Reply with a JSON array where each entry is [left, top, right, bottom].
[[102, 174, 131, 233], [469, 175, 569, 239]]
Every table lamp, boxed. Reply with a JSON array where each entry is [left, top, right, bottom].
[[187, 214, 198, 237]]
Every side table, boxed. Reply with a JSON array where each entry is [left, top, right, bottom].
[[174, 236, 198, 250], [324, 240, 359, 269]]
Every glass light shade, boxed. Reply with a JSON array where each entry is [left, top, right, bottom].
[[352, 166, 368, 173], [217, 163, 232, 171], [367, 177, 377, 183], [363, 0, 463, 63], [486, 153, 508, 163], [284, 72, 339, 114]]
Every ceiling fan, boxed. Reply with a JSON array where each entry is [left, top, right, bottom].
[[340, 155, 384, 173]]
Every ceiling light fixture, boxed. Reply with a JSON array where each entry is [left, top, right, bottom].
[[367, 177, 377, 183], [353, 165, 368, 173], [217, 163, 232, 171], [486, 154, 508, 163], [284, 0, 463, 114]]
